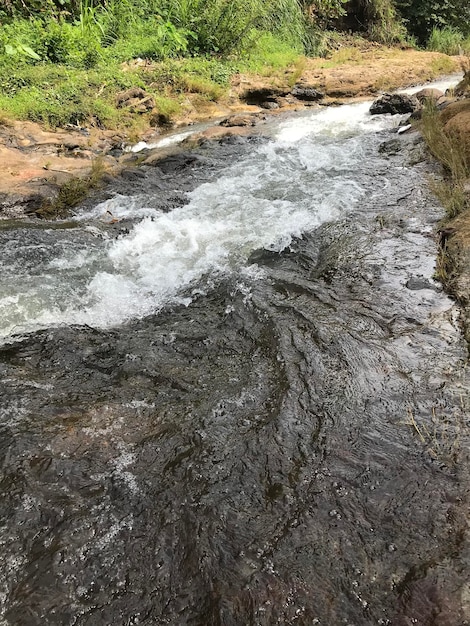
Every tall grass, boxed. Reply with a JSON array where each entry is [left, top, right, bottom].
[[363, 0, 407, 44], [1, 0, 308, 59], [420, 103, 470, 218], [427, 27, 470, 56]]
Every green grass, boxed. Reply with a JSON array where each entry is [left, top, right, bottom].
[[240, 31, 302, 73], [0, 61, 145, 128], [37, 158, 107, 218], [0, 17, 307, 130], [429, 55, 458, 75], [0, 0, 310, 132], [427, 27, 470, 56]]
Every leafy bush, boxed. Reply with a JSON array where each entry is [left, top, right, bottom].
[[395, 0, 470, 44], [338, 0, 407, 44]]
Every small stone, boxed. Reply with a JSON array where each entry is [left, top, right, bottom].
[[260, 101, 279, 110]]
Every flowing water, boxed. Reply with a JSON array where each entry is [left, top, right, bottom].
[[1, 85, 469, 625]]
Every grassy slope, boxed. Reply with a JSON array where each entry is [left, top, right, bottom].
[[0, 32, 304, 136]]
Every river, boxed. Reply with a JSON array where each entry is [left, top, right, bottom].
[[0, 81, 469, 625]]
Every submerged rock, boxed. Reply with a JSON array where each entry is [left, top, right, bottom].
[[379, 138, 402, 155], [406, 276, 437, 290]]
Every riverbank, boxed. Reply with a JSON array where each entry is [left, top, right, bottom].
[[0, 46, 463, 217]]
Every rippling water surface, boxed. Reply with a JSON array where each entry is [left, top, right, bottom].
[[0, 81, 469, 625]]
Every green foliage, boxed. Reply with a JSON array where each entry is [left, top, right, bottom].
[[395, 0, 470, 44], [159, 0, 307, 54], [0, 62, 142, 127], [4, 42, 40, 60], [301, 0, 348, 28], [1, 0, 309, 56], [38, 158, 107, 218], [243, 31, 302, 71], [339, 0, 407, 44], [427, 27, 470, 55]]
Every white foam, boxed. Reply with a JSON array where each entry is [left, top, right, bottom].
[[1, 112, 373, 337], [127, 126, 209, 153], [4, 77, 455, 337], [276, 101, 402, 143]]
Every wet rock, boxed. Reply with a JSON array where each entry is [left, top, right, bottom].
[[0, 191, 46, 217], [379, 138, 402, 155], [405, 276, 436, 291], [218, 134, 249, 145], [145, 151, 210, 173], [291, 85, 324, 101], [120, 168, 148, 182], [220, 114, 260, 127], [370, 93, 420, 115]]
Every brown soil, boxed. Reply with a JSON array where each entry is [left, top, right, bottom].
[[235, 48, 462, 100], [445, 210, 470, 345]]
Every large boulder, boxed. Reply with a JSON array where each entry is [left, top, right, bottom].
[[439, 98, 470, 125], [414, 88, 444, 104], [441, 99, 470, 163], [370, 93, 420, 115]]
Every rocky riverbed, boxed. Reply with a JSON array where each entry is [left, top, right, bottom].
[[1, 77, 470, 624]]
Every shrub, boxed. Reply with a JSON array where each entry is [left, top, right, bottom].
[[427, 26, 465, 56], [395, 0, 470, 45]]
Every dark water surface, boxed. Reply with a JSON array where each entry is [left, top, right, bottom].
[[0, 101, 469, 625]]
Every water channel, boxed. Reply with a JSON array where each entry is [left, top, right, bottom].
[[0, 80, 469, 625]]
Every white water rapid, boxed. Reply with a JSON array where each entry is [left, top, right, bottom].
[[0, 77, 461, 339]]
